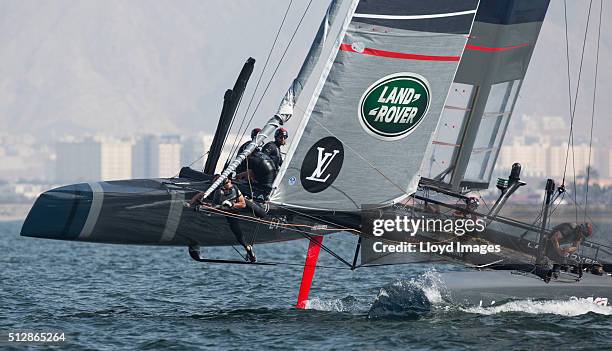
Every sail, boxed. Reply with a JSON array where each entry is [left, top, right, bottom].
[[423, 0, 551, 191], [271, 0, 480, 211]]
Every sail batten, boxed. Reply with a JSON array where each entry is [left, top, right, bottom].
[[353, 10, 477, 20]]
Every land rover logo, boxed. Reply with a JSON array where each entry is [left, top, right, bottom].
[[358, 72, 431, 141], [300, 136, 344, 193]]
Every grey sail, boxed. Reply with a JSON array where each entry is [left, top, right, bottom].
[[271, 0, 480, 211], [423, 0, 551, 191]]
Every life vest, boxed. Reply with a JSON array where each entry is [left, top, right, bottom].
[[212, 186, 242, 206], [248, 151, 277, 187], [551, 223, 581, 244], [262, 141, 282, 169]]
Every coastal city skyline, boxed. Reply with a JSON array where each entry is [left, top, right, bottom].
[[1, 112, 610, 201]]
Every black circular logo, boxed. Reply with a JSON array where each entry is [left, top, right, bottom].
[[300, 136, 344, 193]]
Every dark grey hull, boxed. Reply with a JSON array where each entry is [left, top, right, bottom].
[[438, 271, 612, 307], [20, 178, 337, 247]]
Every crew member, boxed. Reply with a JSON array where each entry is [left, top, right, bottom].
[[235, 150, 277, 194], [544, 222, 592, 263], [238, 128, 262, 154], [453, 197, 480, 219], [187, 174, 256, 262], [236, 128, 262, 174], [262, 128, 288, 169]]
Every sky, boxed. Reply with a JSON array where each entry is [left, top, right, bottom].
[[0, 0, 609, 146]]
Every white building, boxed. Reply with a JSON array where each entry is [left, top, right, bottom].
[[181, 133, 246, 174], [498, 136, 548, 177], [499, 139, 598, 180], [132, 135, 182, 178], [55, 137, 133, 183], [181, 134, 215, 171]]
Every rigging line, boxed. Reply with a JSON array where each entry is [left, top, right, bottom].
[[231, 244, 248, 261], [244, 157, 261, 245], [278, 205, 362, 236], [198, 204, 357, 233], [531, 190, 564, 229], [584, 0, 603, 222], [237, 0, 315, 145], [561, 0, 573, 187], [226, 0, 294, 159], [172, 151, 210, 178], [561, 0, 594, 223], [561, 189, 602, 234]]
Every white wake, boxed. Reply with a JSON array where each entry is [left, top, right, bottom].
[[463, 297, 612, 316]]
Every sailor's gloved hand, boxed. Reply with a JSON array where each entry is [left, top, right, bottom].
[[183, 201, 192, 209], [221, 200, 234, 209]]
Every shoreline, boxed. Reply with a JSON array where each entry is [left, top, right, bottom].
[[0, 204, 33, 222], [498, 204, 612, 224]]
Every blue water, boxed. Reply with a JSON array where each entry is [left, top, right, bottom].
[[1, 220, 611, 350]]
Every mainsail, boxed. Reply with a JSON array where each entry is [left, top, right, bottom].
[[271, 0, 480, 211], [423, 0, 551, 191]]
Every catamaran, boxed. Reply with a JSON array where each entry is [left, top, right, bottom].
[[21, 0, 611, 309]]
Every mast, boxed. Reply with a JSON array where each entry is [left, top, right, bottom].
[[204, 57, 256, 174], [537, 179, 556, 260]]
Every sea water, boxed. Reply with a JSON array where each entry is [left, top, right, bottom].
[[1, 220, 611, 350]]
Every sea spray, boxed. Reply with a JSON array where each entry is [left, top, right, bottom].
[[367, 269, 446, 319], [304, 295, 365, 313]]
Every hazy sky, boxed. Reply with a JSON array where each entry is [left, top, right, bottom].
[[0, 0, 609, 145]]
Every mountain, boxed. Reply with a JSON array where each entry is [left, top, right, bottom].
[[0, 0, 327, 140], [0, 0, 609, 146]]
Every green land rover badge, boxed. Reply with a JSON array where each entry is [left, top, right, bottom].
[[358, 72, 431, 141]]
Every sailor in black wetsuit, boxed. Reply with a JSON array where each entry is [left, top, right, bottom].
[[544, 222, 592, 264], [238, 128, 262, 154], [262, 127, 288, 169], [236, 128, 262, 174], [235, 150, 277, 194], [188, 174, 256, 262]]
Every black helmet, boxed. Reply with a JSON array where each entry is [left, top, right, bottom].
[[275, 128, 288, 140], [467, 196, 480, 208], [251, 128, 262, 139]]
